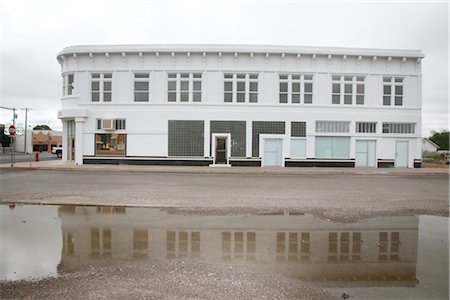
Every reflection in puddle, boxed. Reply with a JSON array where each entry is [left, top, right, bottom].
[[1, 204, 448, 298]]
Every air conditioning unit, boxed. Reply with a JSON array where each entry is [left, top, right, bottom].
[[101, 119, 115, 130]]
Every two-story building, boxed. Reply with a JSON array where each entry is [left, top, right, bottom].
[[57, 44, 423, 167]]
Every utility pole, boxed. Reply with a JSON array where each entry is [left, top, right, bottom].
[[11, 108, 16, 167], [24, 108, 28, 153]]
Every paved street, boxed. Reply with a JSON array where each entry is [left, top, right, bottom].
[[0, 168, 448, 221]]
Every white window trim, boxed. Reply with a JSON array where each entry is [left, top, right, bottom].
[[211, 133, 231, 166], [223, 73, 259, 103], [331, 75, 365, 105], [91, 72, 113, 102], [382, 76, 404, 107], [167, 72, 202, 103], [279, 74, 313, 104], [62, 73, 76, 97], [133, 72, 150, 102]]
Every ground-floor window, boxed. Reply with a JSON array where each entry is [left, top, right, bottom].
[[290, 138, 306, 158], [95, 134, 126, 156], [315, 136, 350, 159]]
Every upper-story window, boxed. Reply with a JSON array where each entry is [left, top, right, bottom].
[[279, 74, 313, 104], [383, 77, 403, 106], [91, 73, 112, 102], [167, 73, 202, 102], [224, 74, 258, 103], [134, 73, 149, 102], [332, 75, 365, 105], [63, 74, 74, 96]]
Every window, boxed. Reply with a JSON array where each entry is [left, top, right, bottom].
[[276, 232, 310, 262], [95, 134, 126, 156], [331, 75, 365, 105], [224, 74, 258, 103], [91, 73, 112, 102], [316, 121, 350, 133], [96, 119, 126, 130], [222, 231, 255, 260], [356, 122, 377, 133], [63, 74, 74, 96], [383, 77, 404, 106], [166, 230, 200, 259], [133, 229, 148, 258], [279, 74, 313, 104], [328, 232, 361, 262], [134, 73, 149, 102], [167, 73, 202, 102], [378, 232, 400, 261], [315, 136, 350, 158], [168, 120, 204, 156], [382, 123, 415, 134]]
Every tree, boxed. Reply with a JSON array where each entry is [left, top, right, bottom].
[[430, 130, 449, 151], [0, 125, 11, 147], [33, 124, 52, 130]]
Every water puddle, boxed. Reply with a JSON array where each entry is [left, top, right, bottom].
[[1, 204, 448, 299]]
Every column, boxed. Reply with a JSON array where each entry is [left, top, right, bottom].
[[62, 120, 68, 161], [246, 121, 252, 157], [74, 118, 84, 165], [204, 119, 210, 157]]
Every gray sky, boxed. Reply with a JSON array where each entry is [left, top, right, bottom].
[[1, 0, 448, 135]]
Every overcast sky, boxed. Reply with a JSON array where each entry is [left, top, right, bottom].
[[0, 0, 448, 135]]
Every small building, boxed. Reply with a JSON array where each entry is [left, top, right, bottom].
[[422, 138, 440, 153], [32, 130, 62, 152], [57, 44, 423, 168]]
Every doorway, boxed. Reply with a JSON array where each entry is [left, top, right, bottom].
[[215, 137, 228, 164], [395, 141, 409, 168], [355, 140, 376, 167], [263, 138, 283, 167]]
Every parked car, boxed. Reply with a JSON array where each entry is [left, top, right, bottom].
[[51, 146, 63, 158]]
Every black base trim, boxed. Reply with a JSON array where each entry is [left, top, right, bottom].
[[378, 160, 395, 168], [414, 160, 422, 168], [83, 157, 213, 166], [285, 160, 355, 168], [229, 159, 261, 167]]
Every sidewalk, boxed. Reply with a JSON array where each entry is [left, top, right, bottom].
[[1, 159, 448, 176]]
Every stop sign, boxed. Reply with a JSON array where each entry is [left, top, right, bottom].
[[9, 125, 16, 136]]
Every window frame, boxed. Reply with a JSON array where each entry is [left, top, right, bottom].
[[91, 72, 113, 102], [382, 122, 415, 134], [331, 75, 365, 105], [278, 74, 314, 104], [62, 73, 75, 97], [167, 72, 202, 103], [133, 73, 150, 102], [383, 77, 404, 106], [223, 73, 259, 103]]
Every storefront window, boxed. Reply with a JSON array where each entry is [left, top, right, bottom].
[[95, 134, 126, 156]]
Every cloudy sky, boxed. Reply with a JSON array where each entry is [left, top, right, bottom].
[[1, 0, 448, 135]]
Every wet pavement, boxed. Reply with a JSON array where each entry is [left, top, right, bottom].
[[1, 204, 448, 299]]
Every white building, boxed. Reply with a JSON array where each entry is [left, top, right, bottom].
[[57, 45, 423, 168], [422, 138, 440, 153]]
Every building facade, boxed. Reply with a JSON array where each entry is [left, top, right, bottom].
[[57, 45, 423, 167]]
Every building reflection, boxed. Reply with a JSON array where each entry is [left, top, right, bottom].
[[58, 206, 419, 286]]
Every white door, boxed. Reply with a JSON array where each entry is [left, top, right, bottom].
[[395, 141, 409, 168], [355, 140, 376, 167], [263, 139, 282, 167]]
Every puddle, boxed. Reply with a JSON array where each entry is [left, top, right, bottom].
[[1, 204, 448, 299]]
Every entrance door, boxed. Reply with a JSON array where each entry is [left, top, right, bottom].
[[263, 139, 282, 167], [68, 137, 75, 162], [395, 141, 409, 168], [355, 140, 376, 167], [215, 137, 227, 164]]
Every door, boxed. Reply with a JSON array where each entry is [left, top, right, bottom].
[[263, 139, 282, 167], [395, 141, 409, 168], [68, 137, 75, 162], [355, 140, 376, 167], [215, 137, 227, 164]]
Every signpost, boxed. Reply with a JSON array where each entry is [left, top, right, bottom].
[[9, 125, 16, 136]]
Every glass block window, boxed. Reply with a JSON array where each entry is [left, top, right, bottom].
[[210, 121, 246, 157], [383, 77, 403, 106], [168, 120, 204, 156], [134, 73, 149, 102], [382, 123, 415, 134], [279, 74, 313, 104], [291, 122, 306, 137], [252, 121, 285, 157], [223, 74, 258, 103], [315, 136, 350, 158], [331, 75, 365, 105], [356, 122, 376, 133], [167, 73, 202, 102], [91, 73, 112, 102], [316, 121, 350, 133], [63, 73, 74, 96]]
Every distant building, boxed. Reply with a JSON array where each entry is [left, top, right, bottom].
[[422, 138, 440, 153], [32, 130, 62, 152], [57, 44, 423, 167]]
